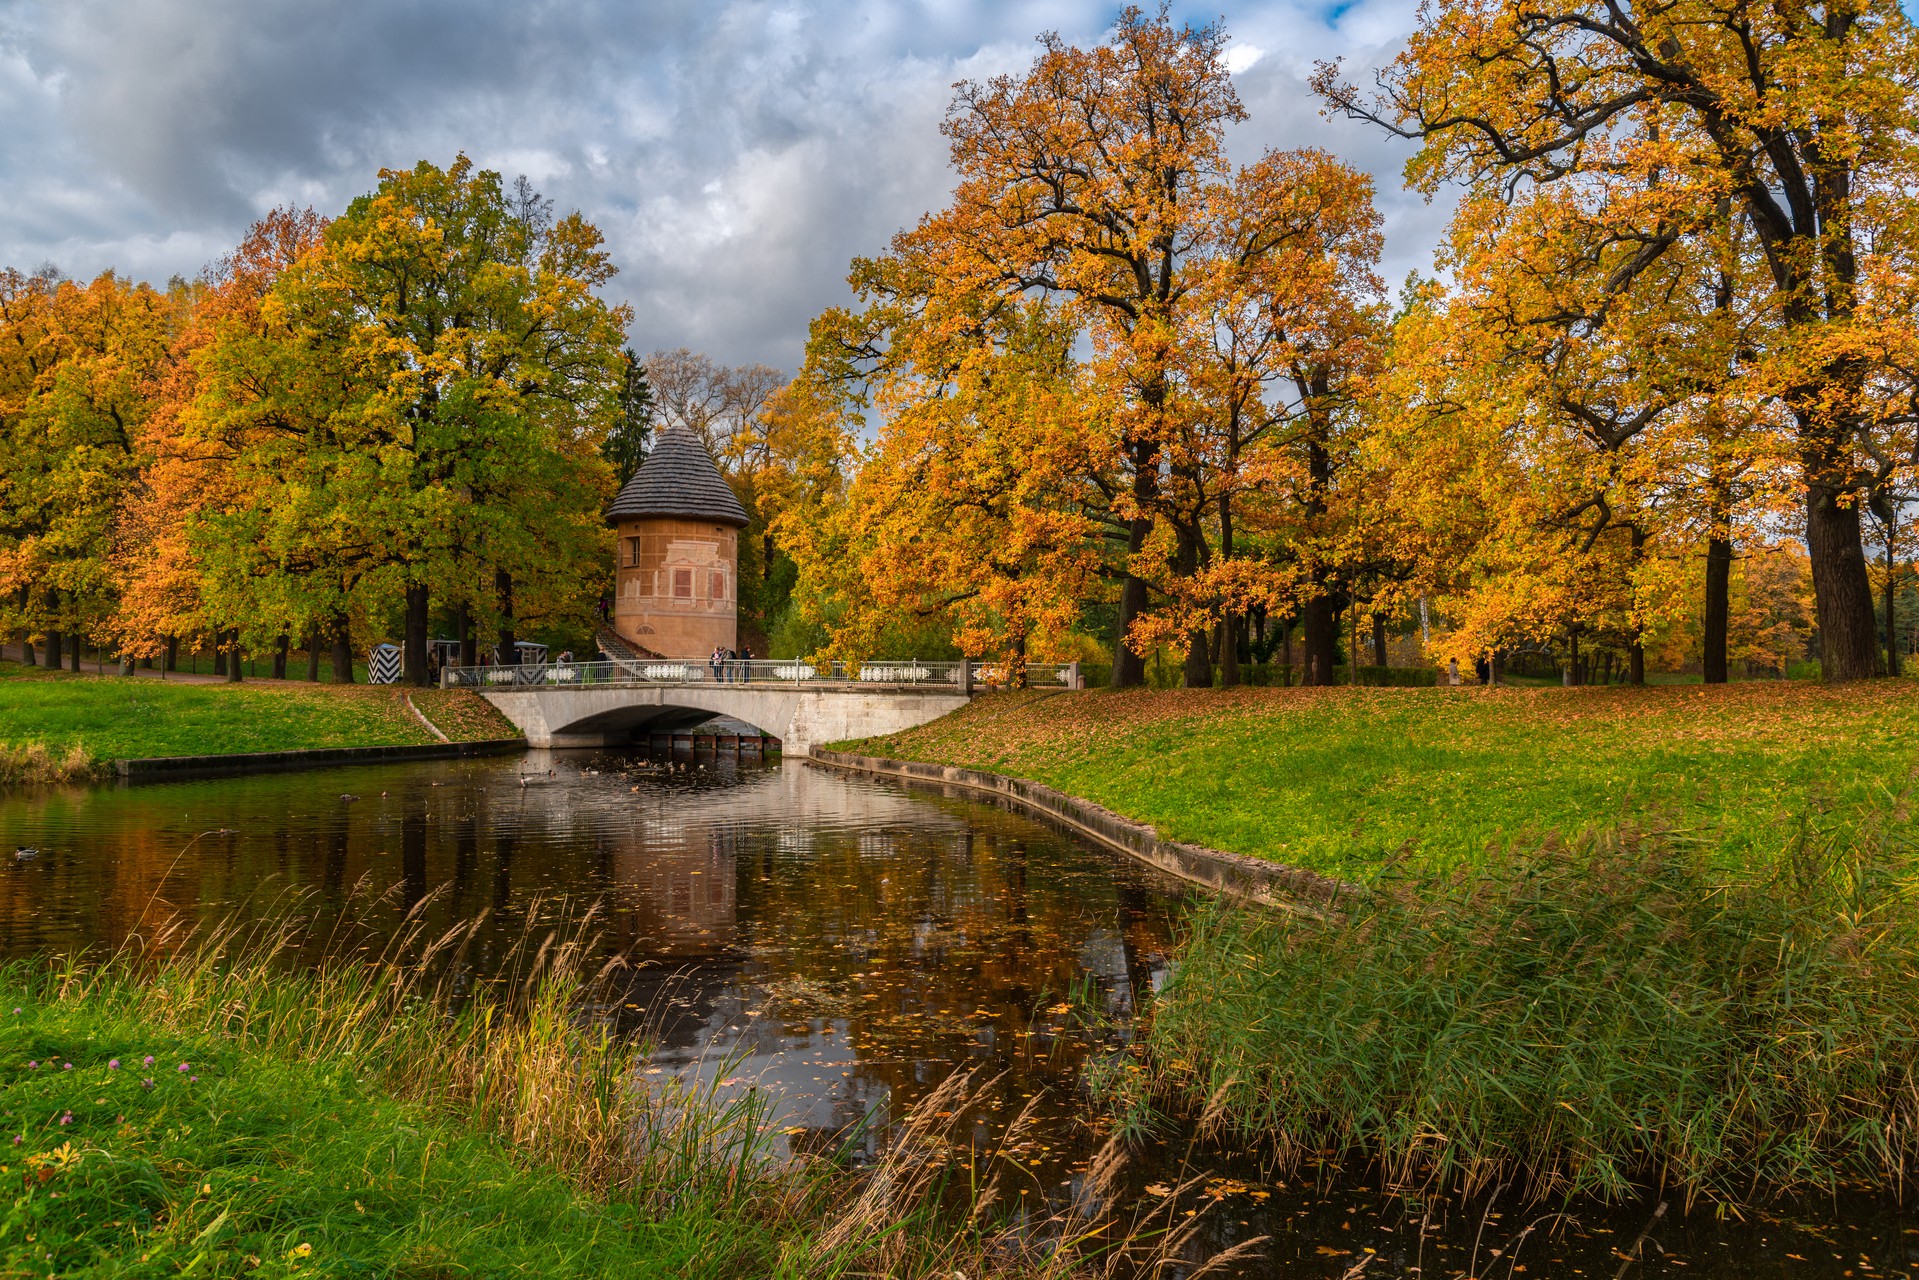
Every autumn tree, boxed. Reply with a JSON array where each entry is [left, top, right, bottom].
[[797, 8, 1385, 685], [1319, 0, 1919, 680], [205, 158, 629, 684], [114, 211, 327, 678], [784, 296, 1107, 668], [0, 270, 173, 671]]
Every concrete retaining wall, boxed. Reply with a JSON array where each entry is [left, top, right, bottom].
[[807, 749, 1349, 909], [115, 738, 526, 781]]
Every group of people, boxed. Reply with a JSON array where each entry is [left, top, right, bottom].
[[709, 644, 753, 682]]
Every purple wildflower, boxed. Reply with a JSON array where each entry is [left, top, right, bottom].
[[107, 1059, 120, 1070], [177, 1062, 189, 1073], [142, 1056, 154, 1066], [58, 1113, 71, 1126], [62, 1063, 71, 1071], [26, 1061, 36, 1069], [141, 1079, 153, 1090]]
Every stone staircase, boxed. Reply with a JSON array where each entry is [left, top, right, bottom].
[[595, 626, 662, 673]]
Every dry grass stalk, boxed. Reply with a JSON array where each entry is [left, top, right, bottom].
[[0, 740, 96, 785]]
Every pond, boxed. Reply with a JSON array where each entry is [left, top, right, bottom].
[[0, 752, 1906, 1277]]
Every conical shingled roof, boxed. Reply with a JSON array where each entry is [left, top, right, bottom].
[[605, 425, 750, 527]]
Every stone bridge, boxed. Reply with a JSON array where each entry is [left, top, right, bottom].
[[454, 658, 1085, 756], [479, 681, 973, 756]]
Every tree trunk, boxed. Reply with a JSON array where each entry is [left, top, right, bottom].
[[273, 634, 289, 680], [1218, 492, 1238, 689], [16, 586, 33, 666], [1300, 594, 1338, 687], [70, 636, 81, 673], [1174, 524, 1210, 689], [1703, 533, 1732, 684], [1568, 627, 1582, 687], [1280, 618, 1294, 687], [1805, 481, 1882, 681], [213, 639, 227, 677], [330, 613, 354, 684], [1349, 604, 1361, 684], [44, 588, 61, 669], [1110, 436, 1159, 689], [1371, 613, 1388, 667], [495, 568, 517, 666], [165, 635, 178, 674], [403, 584, 430, 686], [226, 629, 243, 682], [1884, 522, 1900, 678], [1628, 525, 1647, 686], [456, 602, 476, 668], [305, 629, 320, 682]]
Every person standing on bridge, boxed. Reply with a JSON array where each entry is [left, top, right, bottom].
[[710, 645, 723, 683], [739, 645, 753, 682]]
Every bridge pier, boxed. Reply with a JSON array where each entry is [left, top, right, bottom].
[[479, 684, 972, 757]]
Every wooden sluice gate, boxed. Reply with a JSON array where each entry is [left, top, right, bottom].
[[646, 731, 781, 758]]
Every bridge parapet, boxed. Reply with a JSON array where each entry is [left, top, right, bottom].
[[445, 657, 1079, 693]]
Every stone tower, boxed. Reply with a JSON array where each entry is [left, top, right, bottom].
[[606, 425, 751, 659]]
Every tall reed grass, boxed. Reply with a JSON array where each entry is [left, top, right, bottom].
[[6, 879, 1254, 1276], [1137, 802, 1919, 1205], [0, 740, 95, 785]]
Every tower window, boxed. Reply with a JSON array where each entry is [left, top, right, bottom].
[[709, 571, 726, 600], [672, 569, 693, 599]]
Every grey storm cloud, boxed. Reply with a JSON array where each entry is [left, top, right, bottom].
[[0, 0, 1448, 370]]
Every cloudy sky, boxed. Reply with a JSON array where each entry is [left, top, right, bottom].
[[0, 0, 1441, 371]]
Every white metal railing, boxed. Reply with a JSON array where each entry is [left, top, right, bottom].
[[443, 658, 1080, 692]]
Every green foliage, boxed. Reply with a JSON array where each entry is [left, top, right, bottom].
[[1139, 811, 1919, 1201], [602, 347, 654, 488], [767, 600, 830, 660]]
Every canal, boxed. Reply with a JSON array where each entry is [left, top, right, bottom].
[[1, 751, 1907, 1277]]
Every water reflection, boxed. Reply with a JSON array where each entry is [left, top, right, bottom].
[[0, 755, 1908, 1277], [0, 754, 1177, 1173]]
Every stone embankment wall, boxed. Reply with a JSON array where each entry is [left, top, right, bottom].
[[807, 748, 1350, 909]]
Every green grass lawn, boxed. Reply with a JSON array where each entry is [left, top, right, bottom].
[[848, 682, 1919, 878], [0, 991, 769, 1278], [0, 662, 519, 763]]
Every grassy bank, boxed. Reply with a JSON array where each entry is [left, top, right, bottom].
[[3, 987, 764, 1276], [1128, 809, 1919, 1203], [0, 909, 1208, 1278], [851, 683, 1919, 877], [0, 662, 518, 775]]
